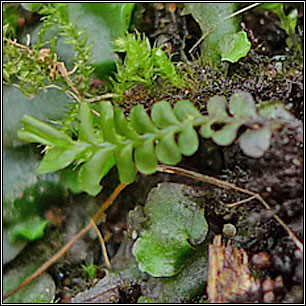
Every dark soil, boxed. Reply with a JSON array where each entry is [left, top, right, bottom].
[[18, 3, 302, 303]]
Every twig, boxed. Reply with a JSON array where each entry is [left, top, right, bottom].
[[189, 26, 214, 54], [4, 37, 33, 54], [224, 3, 261, 20], [226, 195, 257, 207], [3, 183, 127, 301], [85, 93, 121, 103], [157, 165, 303, 252], [90, 219, 111, 269], [56, 62, 80, 98]]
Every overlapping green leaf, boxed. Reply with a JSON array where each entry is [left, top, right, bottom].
[[130, 105, 159, 134], [115, 142, 137, 184], [36, 145, 87, 174], [133, 183, 208, 277], [79, 102, 98, 144], [78, 146, 115, 196], [135, 137, 158, 175], [178, 124, 199, 156], [174, 100, 201, 120], [151, 100, 180, 128], [18, 92, 278, 195], [156, 131, 182, 165]]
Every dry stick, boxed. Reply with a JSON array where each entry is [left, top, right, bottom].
[[85, 93, 121, 103], [4, 37, 33, 54], [157, 165, 303, 252], [224, 3, 261, 20], [90, 219, 111, 269], [226, 195, 257, 207], [3, 183, 127, 301], [189, 26, 214, 55]]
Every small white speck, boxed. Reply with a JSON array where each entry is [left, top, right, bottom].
[[132, 230, 138, 240]]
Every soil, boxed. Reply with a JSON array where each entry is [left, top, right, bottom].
[[6, 3, 303, 304]]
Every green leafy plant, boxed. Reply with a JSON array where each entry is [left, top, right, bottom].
[[3, 145, 65, 262], [3, 3, 94, 97], [132, 183, 208, 277], [18, 92, 283, 196], [258, 3, 301, 54], [3, 4, 20, 36], [21, 2, 42, 12], [184, 3, 251, 66], [111, 31, 184, 97], [82, 262, 97, 279]]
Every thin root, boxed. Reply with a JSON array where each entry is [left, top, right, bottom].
[[3, 183, 127, 301], [157, 165, 303, 252], [90, 219, 111, 269]]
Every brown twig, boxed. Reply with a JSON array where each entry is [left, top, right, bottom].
[[157, 165, 303, 252], [90, 219, 111, 269], [4, 37, 33, 54], [3, 183, 127, 301]]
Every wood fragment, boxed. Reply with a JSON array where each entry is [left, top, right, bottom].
[[207, 235, 260, 303]]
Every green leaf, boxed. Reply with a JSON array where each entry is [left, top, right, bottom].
[[67, 3, 135, 78], [151, 101, 180, 128], [36, 144, 87, 173], [207, 95, 229, 119], [229, 91, 257, 118], [10, 215, 49, 241], [19, 115, 74, 147], [200, 120, 214, 138], [220, 31, 251, 63], [21, 3, 42, 12], [258, 3, 282, 11], [115, 142, 137, 184], [3, 262, 55, 303], [239, 127, 272, 158], [4, 86, 72, 147], [174, 100, 201, 121], [3, 146, 64, 261], [78, 102, 98, 144], [258, 101, 295, 120], [135, 137, 158, 175], [99, 102, 120, 143], [3, 229, 27, 265], [212, 123, 240, 146], [130, 105, 159, 134], [134, 233, 192, 277], [185, 3, 240, 66], [59, 166, 84, 194], [156, 132, 182, 165], [133, 183, 208, 277], [114, 106, 139, 140], [286, 9, 298, 34], [78, 147, 115, 196], [178, 124, 199, 156]]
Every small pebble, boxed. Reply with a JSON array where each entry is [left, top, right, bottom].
[[263, 291, 275, 303], [252, 252, 271, 269], [274, 275, 284, 289], [222, 223, 237, 237], [262, 278, 275, 292]]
